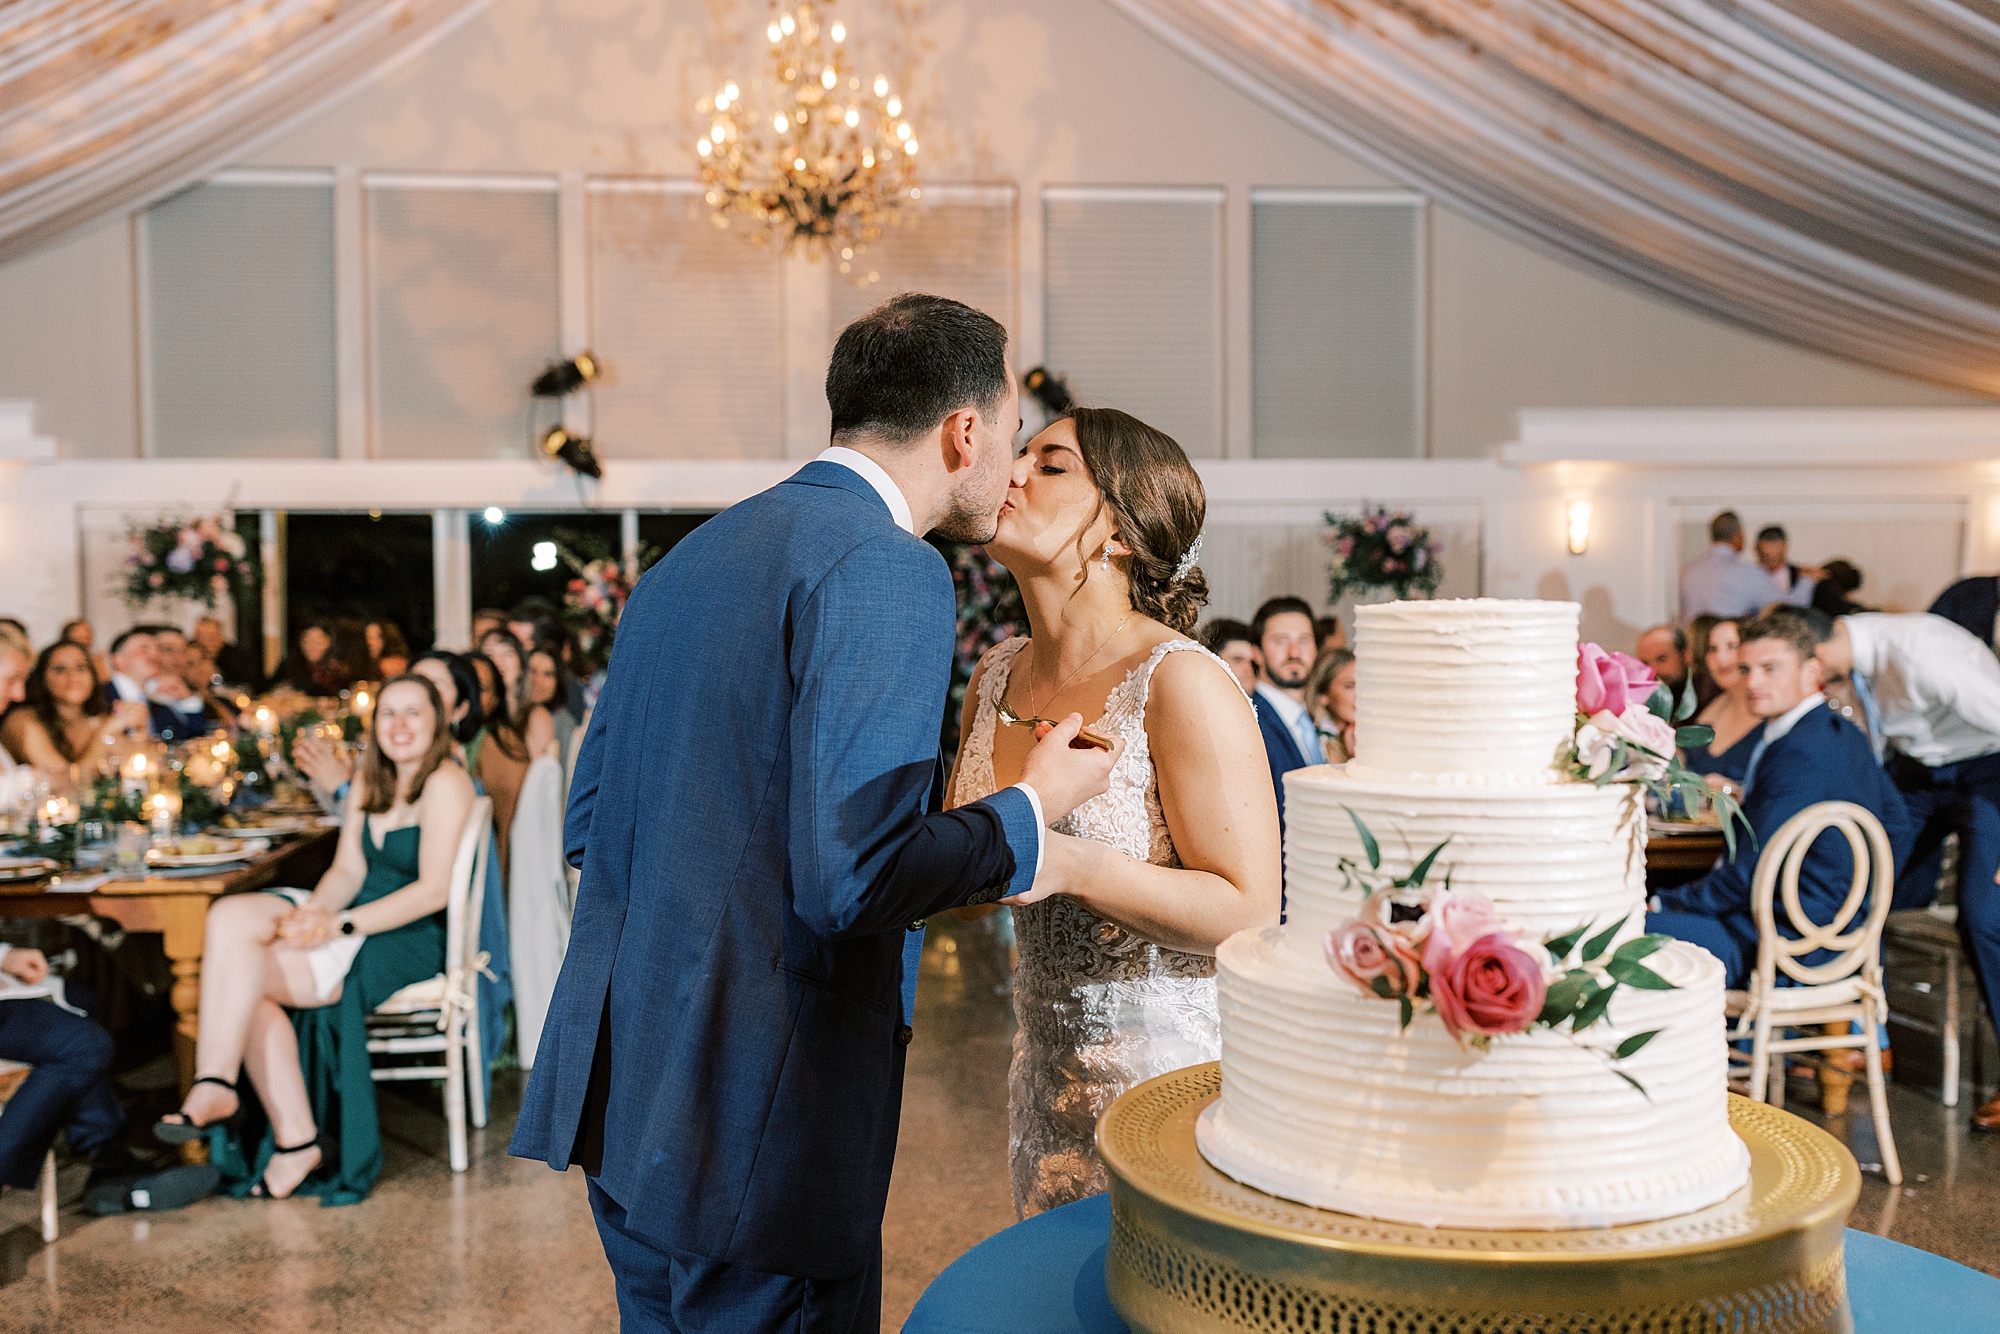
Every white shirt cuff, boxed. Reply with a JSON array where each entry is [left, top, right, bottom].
[[1011, 782, 1047, 886]]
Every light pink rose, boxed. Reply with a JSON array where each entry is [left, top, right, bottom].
[[1576, 704, 1677, 781], [1576, 643, 1658, 715], [1326, 921, 1417, 996], [1420, 887, 1504, 976], [1430, 932, 1549, 1040]]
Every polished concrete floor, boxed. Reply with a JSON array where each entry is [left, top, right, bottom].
[[3, 912, 1996, 1332]]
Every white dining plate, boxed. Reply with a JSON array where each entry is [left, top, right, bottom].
[[0, 858, 59, 881], [146, 838, 272, 867]]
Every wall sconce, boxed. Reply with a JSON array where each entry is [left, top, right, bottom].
[[1565, 499, 1592, 555]]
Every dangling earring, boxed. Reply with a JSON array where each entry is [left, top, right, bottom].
[[1101, 542, 1113, 572]]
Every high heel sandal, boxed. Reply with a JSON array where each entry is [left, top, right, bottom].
[[250, 1137, 323, 1200], [153, 1075, 243, 1145]]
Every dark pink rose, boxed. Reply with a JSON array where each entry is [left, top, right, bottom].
[[1420, 888, 1504, 976], [1577, 642, 1658, 715], [1326, 921, 1416, 996], [1430, 932, 1548, 1041]]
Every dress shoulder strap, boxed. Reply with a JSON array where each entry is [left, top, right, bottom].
[[976, 634, 1034, 705], [1133, 639, 1252, 714]]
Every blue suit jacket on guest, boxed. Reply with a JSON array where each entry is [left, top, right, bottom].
[[509, 462, 1041, 1280], [1657, 708, 1915, 937], [100, 684, 205, 743], [1253, 693, 1309, 829]]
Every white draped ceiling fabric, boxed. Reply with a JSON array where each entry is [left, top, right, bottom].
[[1108, 0, 2000, 395], [0, 0, 492, 265]]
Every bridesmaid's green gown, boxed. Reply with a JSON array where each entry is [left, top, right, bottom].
[[210, 817, 445, 1204]]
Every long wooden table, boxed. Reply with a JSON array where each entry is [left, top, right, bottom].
[[0, 828, 339, 1094]]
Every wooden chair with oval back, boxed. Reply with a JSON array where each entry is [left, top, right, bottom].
[[1724, 799, 1900, 1184]]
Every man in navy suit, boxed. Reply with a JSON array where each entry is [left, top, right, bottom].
[[1249, 596, 1322, 828], [511, 295, 1121, 1333], [1648, 609, 1914, 988], [103, 627, 206, 741]]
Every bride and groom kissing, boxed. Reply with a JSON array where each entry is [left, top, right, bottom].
[[510, 293, 1283, 1333]]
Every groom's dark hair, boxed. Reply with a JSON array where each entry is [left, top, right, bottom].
[[826, 293, 1010, 445]]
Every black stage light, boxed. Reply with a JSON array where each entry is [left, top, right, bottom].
[[1022, 365, 1073, 415], [531, 351, 599, 398], [540, 426, 604, 479]]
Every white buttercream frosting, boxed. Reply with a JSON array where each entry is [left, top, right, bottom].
[[1200, 598, 1749, 1230], [1200, 931, 1749, 1229], [1352, 599, 1579, 779]]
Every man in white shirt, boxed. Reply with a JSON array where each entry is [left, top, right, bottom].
[[105, 627, 201, 740], [1753, 525, 1820, 609], [1680, 510, 1787, 621], [1815, 608, 2000, 1130]]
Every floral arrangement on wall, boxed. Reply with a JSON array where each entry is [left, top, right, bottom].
[[1325, 506, 1443, 602], [122, 514, 254, 610]]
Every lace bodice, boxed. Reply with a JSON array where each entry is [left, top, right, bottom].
[[956, 634, 1224, 985], [955, 633, 1237, 1217]]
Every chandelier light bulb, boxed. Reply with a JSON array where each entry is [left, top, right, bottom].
[[725, 82, 739, 100], [873, 75, 888, 96], [774, 113, 789, 131], [711, 125, 725, 142], [698, 139, 712, 156], [831, 22, 845, 41], [886, 97, 901, 116], [794, 157, 807, 170], [822, 67, 838, 89], [862, 151, 875, 167], [768, 22, 781, 41], [844, 108, 859, 127], [780, 13, 795, 34], [905, 139, 918, 155], [896, 122, 910, 140]]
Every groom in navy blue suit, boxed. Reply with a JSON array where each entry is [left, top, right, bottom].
[[1648, 609, 1913, 986], [511, 295, 1119, 1333]]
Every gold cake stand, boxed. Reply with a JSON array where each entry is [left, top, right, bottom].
[[1100, 1064, 1860, 1334]]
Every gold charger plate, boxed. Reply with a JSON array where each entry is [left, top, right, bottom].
[[1099, 1063, 1859, 1334]]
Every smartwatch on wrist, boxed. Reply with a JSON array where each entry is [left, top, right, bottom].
[[338, 912, 358, 937]]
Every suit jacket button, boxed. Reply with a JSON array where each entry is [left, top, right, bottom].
[[896, 1025, 914, 1046], [907, 919, 926, 933]]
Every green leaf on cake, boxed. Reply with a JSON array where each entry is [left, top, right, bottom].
[[1675, 724, 1716, 747], [1613, 1069, 1651, 1099], [1645, 681, 1675, 723], [1397, 995, 1414, 1029], [1615, 1029, 1662, 1060], [1572, 979, 1617, 1032], [1610, 934, 1668, 965], [1395, 838, 1452, 888], [1543, 924, 1590, 963], [1539, 971, 1590, 1024], [1345, 807, 1381, 871], [1581, 915, 1627, 964], [1606, 957, 1674, 990], [1370, 976, 1395, 1000]]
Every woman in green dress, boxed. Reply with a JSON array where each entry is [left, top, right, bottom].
[[153, 674, 475, 1201]]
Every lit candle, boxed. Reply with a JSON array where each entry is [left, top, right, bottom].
[[150, 792, 174, 839], [122, 750, 149, 801], [353, 689, 372, 722], [254, 706, 275, 737]]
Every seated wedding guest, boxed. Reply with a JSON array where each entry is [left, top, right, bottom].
[[1315, 615, 1346, 656], [1681, 510, 1784, 621], [525, 642, 578, 764], [1649, 610, 1912, 988], [151, 675, 474, 1202], [1753, 525, 1820, 608], [1634, 624, 1688, 698], [1811, 559, 1868, 619], [1928, 572, 1999, 648], [1200, 618, 1262, 696], [463, 651, 502, 773], [0, 945, 219, 1214], [1813, 606, 2000, 1130], [511, 605, 587, 723], [3, 641, 147, 773], [103, 628, 194, 740], [365, 620, 410, 680], [506, 598, 560, 652], [273, 622, 350, 695], [192, 615, 259, 689], [61, 618, 110, 681], [1681, 618, 1763, 786], [147, 626, 218, 738], [179, 639, 239, 727], [470, 607, 510, 645], [473, 631, 553, 879], [0, 627, 27, 778], [1307, 648, 1357, 763], [1251, 595, 1322, 827]]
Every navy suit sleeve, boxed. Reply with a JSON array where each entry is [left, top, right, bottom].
[[787, 537, 1038, 940], [1657, 745, 1821, 919], [562, 702, 606, 870]]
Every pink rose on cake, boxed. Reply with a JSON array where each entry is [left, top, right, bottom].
[[1430, 932, 1550, 1043], [1419, 887, 1502, 976], [1575, 705, 1676, 781], [1575, 643, 1657, 715], [1325, 922, 1418, 997]]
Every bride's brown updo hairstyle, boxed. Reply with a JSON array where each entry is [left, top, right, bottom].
[[1064, 407, 1209, 635]]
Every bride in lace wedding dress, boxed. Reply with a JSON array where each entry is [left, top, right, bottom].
[[949, 407, 1282, 1218]]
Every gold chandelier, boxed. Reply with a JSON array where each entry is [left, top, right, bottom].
[[697, 1, 921, 261]]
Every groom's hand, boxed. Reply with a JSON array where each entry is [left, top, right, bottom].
[[1019, 713, 1123, 823]]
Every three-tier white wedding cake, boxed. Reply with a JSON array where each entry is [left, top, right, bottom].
[[1195, 598, 1750, 1230]]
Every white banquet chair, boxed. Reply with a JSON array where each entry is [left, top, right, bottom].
[[1724, 799, 1900, 1184], [508, 754, 573, 1071], [366, 795, 492, 1173]]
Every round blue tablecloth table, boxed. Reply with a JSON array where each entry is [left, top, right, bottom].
[[906, 1194, 2000, 1334]]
